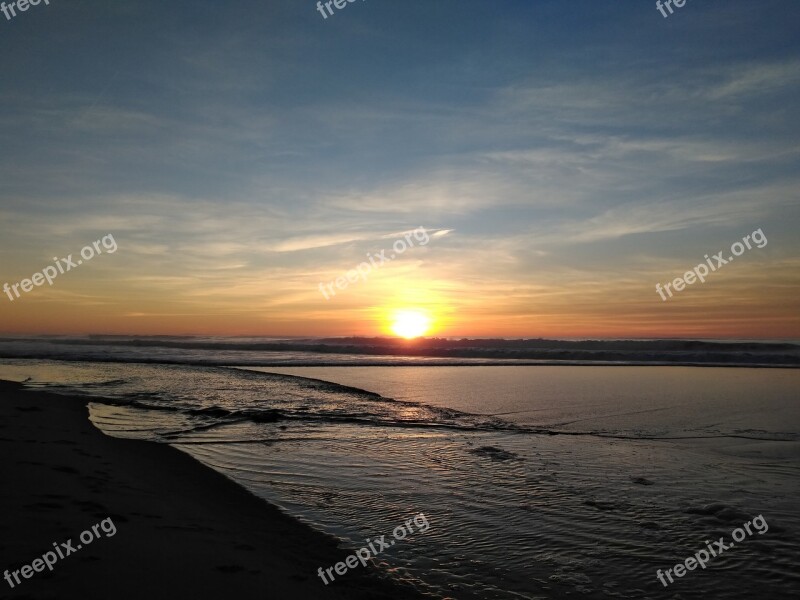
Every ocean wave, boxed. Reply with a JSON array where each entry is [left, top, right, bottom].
[[0, 335, 798, 367]]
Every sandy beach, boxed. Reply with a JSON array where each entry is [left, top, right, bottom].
[[0, 380, 424, 600]]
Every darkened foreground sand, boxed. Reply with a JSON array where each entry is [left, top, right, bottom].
[[0, 380, 425, 600]]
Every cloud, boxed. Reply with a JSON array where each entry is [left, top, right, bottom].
[[706, 60, 800, 100]]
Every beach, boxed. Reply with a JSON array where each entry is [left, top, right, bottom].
[[2, 0, 799, 598], [1, 357, 797, 599], [0, 380, 424, 600]]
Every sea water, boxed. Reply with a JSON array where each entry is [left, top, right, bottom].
[[0, 358, 797, 599]]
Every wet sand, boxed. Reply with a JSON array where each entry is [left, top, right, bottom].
[[0, 380, 424, 600]]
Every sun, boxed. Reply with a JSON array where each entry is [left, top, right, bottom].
[[390, 310, 432, 339]]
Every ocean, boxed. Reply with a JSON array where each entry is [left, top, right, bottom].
[[0, 336, 798, 599]]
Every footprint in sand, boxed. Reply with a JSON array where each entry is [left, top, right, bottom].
[[52, 465, 80, 474]]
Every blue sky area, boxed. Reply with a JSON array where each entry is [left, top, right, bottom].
[[0, 0, 798, 337]]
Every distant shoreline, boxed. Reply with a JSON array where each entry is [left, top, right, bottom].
[[2, 356, 799, 369]]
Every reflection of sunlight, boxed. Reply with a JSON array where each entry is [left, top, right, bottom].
[[389, 310, 432, 339]]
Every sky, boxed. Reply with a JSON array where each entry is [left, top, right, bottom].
[[0, 0, 799, 338]]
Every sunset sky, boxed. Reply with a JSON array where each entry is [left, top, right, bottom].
[[1, 0, 799, 338]]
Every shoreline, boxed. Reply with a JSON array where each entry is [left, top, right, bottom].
[[3, 355, 800, 369], [0, 380, 427, 599]]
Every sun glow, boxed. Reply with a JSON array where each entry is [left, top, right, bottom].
[[390, 310, 432, 339]]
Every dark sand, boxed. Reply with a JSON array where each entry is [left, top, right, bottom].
[[0, 380, 425, 599]]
